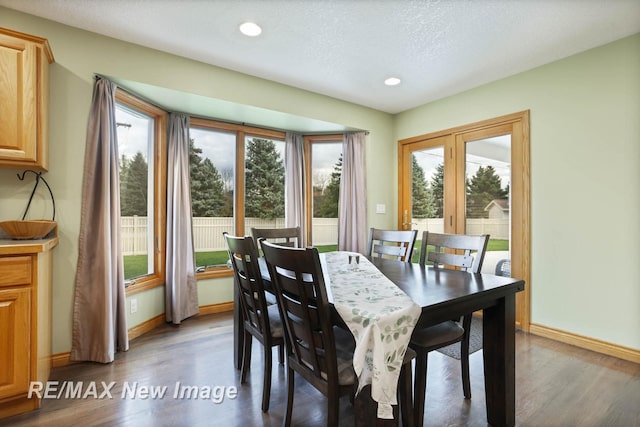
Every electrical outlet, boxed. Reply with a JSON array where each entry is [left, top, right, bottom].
[[130, 298, 138, 314]]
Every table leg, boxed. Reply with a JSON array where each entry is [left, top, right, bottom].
[[233, 281, 244, 370], [483, 293, 516, 427]]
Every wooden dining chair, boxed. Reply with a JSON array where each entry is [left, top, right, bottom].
[[411, 231, 489, 427], [366, 228, 418, 263], [223, 232, 284, 413], [261, 240, 416, 427], [260, 240, 356, 426], [251, 226, 302, 249]]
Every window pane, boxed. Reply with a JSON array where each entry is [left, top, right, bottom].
[[244, 136, 286, 233], [189, 127, 236, 270], [116, 104, 154, 282], [311, 142, 342, 251]]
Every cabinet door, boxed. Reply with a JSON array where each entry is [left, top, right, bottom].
[[0, 32, 44, 168], [0, 288, 31, 400]]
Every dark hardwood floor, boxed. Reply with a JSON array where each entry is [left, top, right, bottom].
[[4, 312, 639, 426]]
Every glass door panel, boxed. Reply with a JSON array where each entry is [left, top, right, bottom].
[[464, 135, 511, 275], [399, 111, 529, 329], [410, 146, 445, 262]]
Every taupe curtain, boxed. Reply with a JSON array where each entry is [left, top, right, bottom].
[[338, 131, 368, 253], [71, 77, 128, 363], [165, 113, 199, 324], [284, 131, 306, 245]]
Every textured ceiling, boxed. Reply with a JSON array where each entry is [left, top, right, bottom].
[[1, 0, 639, 114]]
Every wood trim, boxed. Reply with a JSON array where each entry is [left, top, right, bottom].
[[304, 136, 314, 243], [303, 135, 344, 244], [51, 352, 76, 368], [0, 26, 54, 63], [397, 110, 531, 330], [512, 112, 531, 332], [190, 117, 286, 140], [128, 314, 166, 341], [198, 302, 234, 316], [529, 323, 640, 364], [398, 111, 530, 145], [52, 303, 235, 368], [116, 90, 168, 297]]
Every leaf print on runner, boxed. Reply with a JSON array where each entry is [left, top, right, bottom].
[[321, 251, 421, 419]]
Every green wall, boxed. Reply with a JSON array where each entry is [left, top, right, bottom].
[[1, 7, 638, 354], [395, 33, 640, 350], [0, 7, 395, 354]]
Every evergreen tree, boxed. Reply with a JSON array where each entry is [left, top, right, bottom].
[[119, 154, 131, 214], [430, 163, 445, 218], [120, 152, 148, 216], [316, 154, 342, 218], [313, 184, 326, 217], [189, 139, 227, 217], [411, 155, 436, 218], [466, 165, 508, 218], [244, 138, 285, 219], [193, 158, 226, 216]]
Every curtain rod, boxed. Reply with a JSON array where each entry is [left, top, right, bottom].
[[94, 74, 370, 136]]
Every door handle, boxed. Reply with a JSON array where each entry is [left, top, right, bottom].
[[402, 210, 417, 229]]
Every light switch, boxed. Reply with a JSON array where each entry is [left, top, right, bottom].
[[376, 204, 386, 214]]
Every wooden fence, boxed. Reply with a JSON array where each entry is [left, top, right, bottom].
[[121, 216, 508, 255]]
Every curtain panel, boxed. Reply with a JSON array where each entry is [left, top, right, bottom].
[[284, 131, 306, 245], [338, 131, 368, 253], [165, 113, 199, 324], [71, 77, 128, 363]]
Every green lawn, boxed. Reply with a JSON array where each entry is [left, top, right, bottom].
[[124, 240, 507, 280]]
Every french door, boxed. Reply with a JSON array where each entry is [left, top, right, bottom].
[[398, 111, 530, 330]]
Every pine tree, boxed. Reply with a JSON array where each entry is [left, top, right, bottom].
[[244, 138, 285, 219], [316, 154, 341, 218], [411, 155, 436, 218], [119, 154, 131, 215], [189, 139, 227, 217], [466, 165, 508, 218], [313, 184, 326, 217], [120, 152, 148, 216], [430, 163, 444, 218]]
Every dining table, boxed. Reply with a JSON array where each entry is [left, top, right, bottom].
[[232, 251, 525, 427]]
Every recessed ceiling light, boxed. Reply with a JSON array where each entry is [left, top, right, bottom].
[[239, 22, 262, 37], [384, 77, 401, 86]]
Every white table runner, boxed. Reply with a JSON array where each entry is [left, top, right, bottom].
[[321, 251, 421, 419]]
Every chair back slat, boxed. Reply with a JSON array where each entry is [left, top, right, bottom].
[[260, 240, 339, 386], [420, 231, 489, 273], [252, 226, 302, 249], [427, 251, 474, 269], [372, 243, 407, 259], [367, 228, 418, 263]]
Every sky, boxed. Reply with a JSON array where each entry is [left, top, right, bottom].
[[116, 105, 507, 193], [116, 105, 343, 189], [412, 137, 511, 189]]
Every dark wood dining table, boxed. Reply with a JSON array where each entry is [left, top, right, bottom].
[[233, 255, 525, 427]]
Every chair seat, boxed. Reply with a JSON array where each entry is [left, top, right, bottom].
[[410, 320, 464, 351]]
